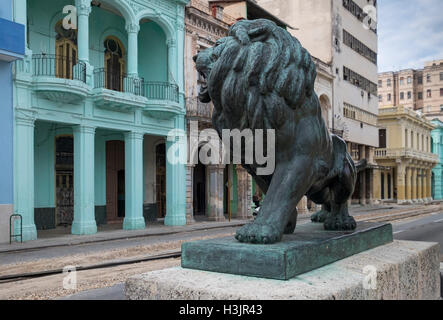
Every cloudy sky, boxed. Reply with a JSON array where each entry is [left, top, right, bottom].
[[378, 0, 443, 72]]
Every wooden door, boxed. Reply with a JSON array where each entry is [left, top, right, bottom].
[[106, 140, 125, 222]]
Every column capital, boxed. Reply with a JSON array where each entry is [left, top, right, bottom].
[[76, 0, 91, 16], [167, 38, 177, 48], [73, 124, 96, 134], [125, 131, 144, 141], [125, 22, 140, 34]]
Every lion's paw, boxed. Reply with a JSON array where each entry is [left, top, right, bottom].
[[311, 209, 328, 223], [235, 222, 282, 244], [324, 215, 356, 231]]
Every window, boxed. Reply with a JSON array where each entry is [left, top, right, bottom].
[[104, 37, 125, 92], [418, 92, 423, 100], [427, 74, 431, 82], [343, 66, 378, 95], [407, 91, 412, 99], [343, 29, 377, 64], [378, 80, 382, 87], [54, 21, 78, 80], [427, 89, 432, 98], [418, 76, 423, 84], [387, 93, 391, 101], [440, 72, 443, 81], [379, 129, 386, 148], [387, 79, 391, 87], [440, 104, 443, 112], [407, 76, 412, 84], [378, 94, 382, 102], [400, 92, 404, 100], [440, 88, 443, 96], [400, 77, 404, 85]]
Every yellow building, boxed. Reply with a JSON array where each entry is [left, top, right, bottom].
[[374, 106, 438, 204]]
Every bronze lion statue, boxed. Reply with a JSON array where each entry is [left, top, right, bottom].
[[194, 19, 357, 244]]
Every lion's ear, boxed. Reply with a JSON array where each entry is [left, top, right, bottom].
[[248, 26, 270, 42]]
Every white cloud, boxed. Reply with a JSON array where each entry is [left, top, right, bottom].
[[378, 0, 443, 72]]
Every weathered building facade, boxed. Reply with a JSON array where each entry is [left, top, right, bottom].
[[374, 106, 437, 203], [12, 0, 188, 242], [379, 59, 443, 121]]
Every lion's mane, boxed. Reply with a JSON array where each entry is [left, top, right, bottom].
[[208, 19, 319, 132]]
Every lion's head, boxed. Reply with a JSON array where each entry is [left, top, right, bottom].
[[194, 19, 318, 131]]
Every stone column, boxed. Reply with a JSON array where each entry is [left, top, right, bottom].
[[406, 167, 412, 203], [427, 169, 432, 201], [297, 196, 309, 215], [165, 116, 187, 226], [14, 115, 37, 241], [123, 132, 145, 230], [72, 125, 97, 235], [396, 163, 406, 204], [167, 38, 177, 83], [185, 164, 195, 224], [411, 168, 417, 202], [126, 22, 140, 77], [236, 166, 251, 219], [76, 0, 91, 63], [367, 169, 374, 205], [373, 169, 381, 202], [359, 171, 366, 205], [423, 169, 428, 202], [417, 168, 423, 202], [207, 165, 225, 222]]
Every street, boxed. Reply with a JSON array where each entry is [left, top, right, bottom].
[[61, 212, 443, 300]]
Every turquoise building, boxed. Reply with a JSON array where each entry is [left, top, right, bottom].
[[431, 119, 443, 200], [12, 0, 188, 242], [0, 1, 25, 244]]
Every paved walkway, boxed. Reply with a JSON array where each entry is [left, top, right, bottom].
[[1, 202, 441, 253]]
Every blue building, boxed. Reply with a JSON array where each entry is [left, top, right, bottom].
[[431, 119, 443, 200], [0, 1, 25, 243]]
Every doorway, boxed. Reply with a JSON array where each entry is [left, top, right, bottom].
[[55, 135, 74, 226], [193, 162, 206, 216], [156, 143, 166, 218], [106, 140, 125, 222]]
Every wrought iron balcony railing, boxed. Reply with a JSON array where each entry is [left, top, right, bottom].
[[143, 82, 179, 103], [93, 68, 144, 96], [94, 68, 179, 102], [32, 54, 86, 83]]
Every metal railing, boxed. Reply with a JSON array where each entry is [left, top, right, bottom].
[[32, 54, 86, 83], [143, 82, 179, 102], [186, 97, 213, 119], [94, 68, 179, 102], [93, 68, 144, 96]]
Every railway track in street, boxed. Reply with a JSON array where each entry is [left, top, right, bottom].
[[0, 250, 181, 284]]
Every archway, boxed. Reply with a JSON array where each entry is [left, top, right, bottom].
[[104, 36, 126, 91], [54, 20, 78, 79]]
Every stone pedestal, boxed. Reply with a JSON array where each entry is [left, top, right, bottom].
[[125, 240, 441, 300]]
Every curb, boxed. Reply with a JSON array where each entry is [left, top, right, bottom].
[[0, 221, 248, 254]]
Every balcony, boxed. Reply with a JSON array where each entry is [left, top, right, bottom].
[[31, 54, 89, 104], [92, 68, 179, 116], [375, 148, 439, 163], [186, 97, 213, 121]]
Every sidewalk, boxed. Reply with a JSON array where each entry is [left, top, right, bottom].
[[1, 202, 441, 254], [0, 218, 250, 253]]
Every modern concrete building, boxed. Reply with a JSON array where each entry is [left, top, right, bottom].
[[431, 119, 443, 200], [0, 1, 25, 244], [257, 0, 379, 206], [374, 105, 438, 204], [379, 59, 443, 121], [10, 0, 188, 243]]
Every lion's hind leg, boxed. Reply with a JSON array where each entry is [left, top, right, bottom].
[[323, 153, 357, 231]]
